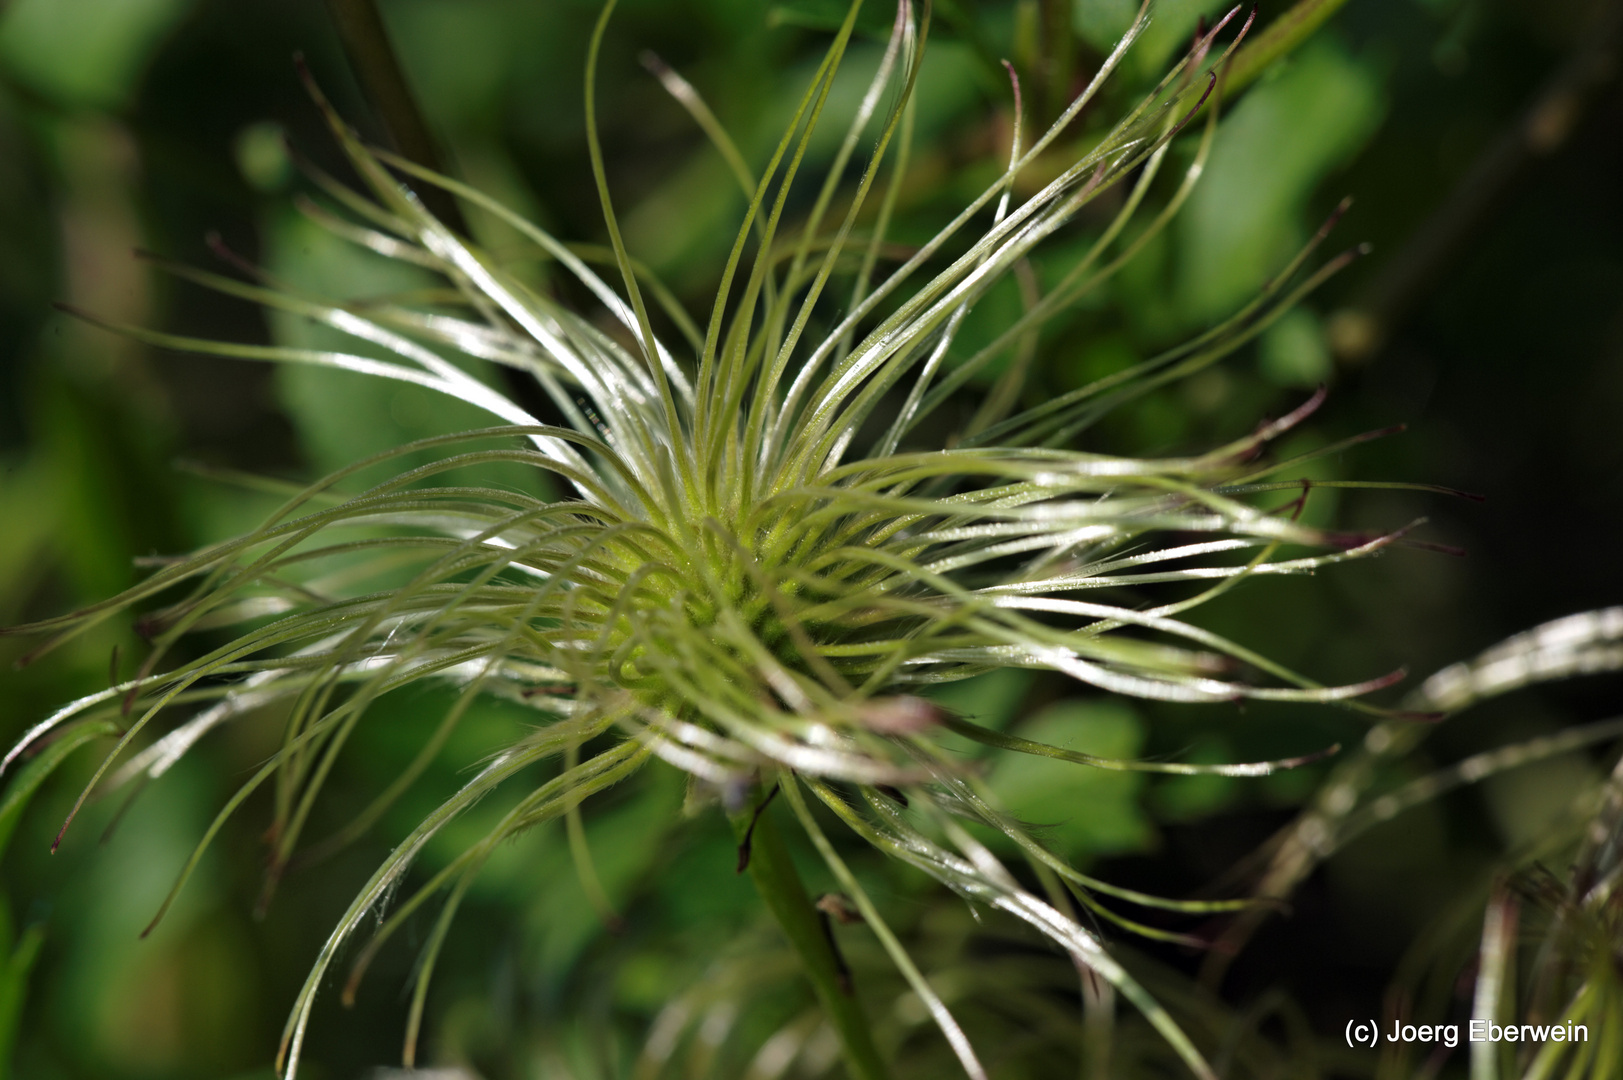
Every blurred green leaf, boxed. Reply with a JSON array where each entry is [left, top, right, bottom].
[[233, 122, 293, 194], [926, 667, 1033, 732], [1178, 38, 1382, 323], [1149, 738, 1241, 821], [1225, 0, 1357, 97], [390, 0, 524, 133], [0, 0, 195, 109], [767, 0, 899, 39], [1125, 0, 1226, 80], [0, 461, 59, 623], [1073, 0, 1143, 57], [0, 720, 115, 1079], [1258, 306, 1332, 386], [624, 39, 983, 273], [987, 700, 1154, 858], [0, 918, 44, 1080], [0, 720, 117, 863], [264, 208, 499, 483]]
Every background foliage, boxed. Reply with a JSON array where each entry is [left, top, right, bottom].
[[0, 0, 1619, 1077]]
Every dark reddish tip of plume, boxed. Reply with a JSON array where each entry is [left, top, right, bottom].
[[1363, 668, 1408, 693], [1314, 196, 1354, 242], [1253, 385, 1329, 444], [205, 232, 263, 279]]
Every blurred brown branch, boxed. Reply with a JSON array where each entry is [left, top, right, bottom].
[[1328, 0, 1623, 363]]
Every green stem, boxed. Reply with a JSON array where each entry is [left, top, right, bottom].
[[321, 0, 469, 234], [321, 0, 552, 416], [729, 800, 889, 1080]]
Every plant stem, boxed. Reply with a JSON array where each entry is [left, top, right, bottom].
[[321, 0, 468, 234], [321, 0, 560, 418], [730, 800, 889, 1080]]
